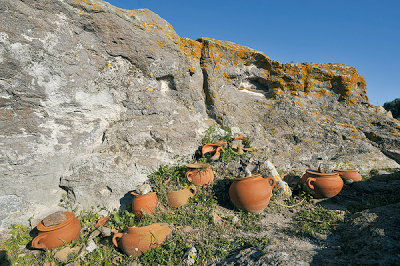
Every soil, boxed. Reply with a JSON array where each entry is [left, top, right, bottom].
[[208, 168, 400, 266]]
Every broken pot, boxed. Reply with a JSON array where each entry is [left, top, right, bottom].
[[112, 223, 172, 257], [167, 186, 197, 208], [131, 192, 159, 218]]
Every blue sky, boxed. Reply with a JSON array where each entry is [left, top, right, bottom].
[[105, 0, 399, 106]]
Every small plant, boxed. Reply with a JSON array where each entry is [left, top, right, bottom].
[[285, 206, 344, 237], [202, 124, 233, 144]]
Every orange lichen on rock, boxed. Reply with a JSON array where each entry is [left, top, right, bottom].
[[74, 0, 103, 11]]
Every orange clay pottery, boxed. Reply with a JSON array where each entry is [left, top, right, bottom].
[[131, 192, 159, 218], [334, 169, 362, 184], [112, 223, 172, 257], [304, 169, 344, 198], [229, 174, 276, 214], [167, 186, 197, 208], [32, 212, 81, 250], [201, 143, 222, 156], [185, 165, 214, 186]]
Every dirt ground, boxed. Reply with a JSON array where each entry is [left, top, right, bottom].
[[209, 168, 400, 266]]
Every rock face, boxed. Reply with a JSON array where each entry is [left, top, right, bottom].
[[0, 0, 399, 230]]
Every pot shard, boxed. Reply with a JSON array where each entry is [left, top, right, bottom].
[[112, 223, 172, 257], [32, 212, 81, 250], [132, 192, 159, 218], [167, 186, 197, 208], [303, 169, 344, 198], [229, 174, 276, 213], [185, 167, 214, 186]]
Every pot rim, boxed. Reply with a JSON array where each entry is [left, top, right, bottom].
[[131, 191, 157, 197], [306, 169, 340, 178], [37, 212, 75, 232], [333, 169, 358, 173], [232, 173, 263, 181], [185, 163, 210, 169]]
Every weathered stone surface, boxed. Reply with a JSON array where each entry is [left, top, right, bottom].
[[1, 0, 399, 230], [42, 211, 66, 227]]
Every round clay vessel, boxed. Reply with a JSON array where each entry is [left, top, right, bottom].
[[305, 170, 344, 198], [185, 166, 214, 186], [112, 223, 172, 257], [32, 212, 81, 250], [229, 174, 276, 213], [334, 169, 362, 184], [167, 186, 197, 208], [132, 192, 159, 218]]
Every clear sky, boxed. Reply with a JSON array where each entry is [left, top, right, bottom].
[[104, 0, 399, 106]]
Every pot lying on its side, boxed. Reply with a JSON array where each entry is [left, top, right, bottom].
[[32, 212, 81, 250], [112, 223, 172, 257]]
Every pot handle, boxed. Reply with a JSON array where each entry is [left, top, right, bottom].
[[307, 177, 316, 190], [188, 185, 197, 197], [185, 171, 194, 182], [112, 232, 124, 248], [265, 176, 276, 188], [32, 233, 48, 250]]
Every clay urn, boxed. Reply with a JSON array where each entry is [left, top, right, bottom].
[[185, 164, 214, 186], [334, 169, 362, 184], [303, 169, 344, 198], [167, 186, 197, 208], [229, 174, 276, 214], [32, 212, 81, 250], [112, 223, 172, 257], [131, 192, 159, 218]]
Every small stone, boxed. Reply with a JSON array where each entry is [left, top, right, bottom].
[[88, 229, 101, 240], [54, 246, 80, 262], [231, 216, 239, 224], [42, 211, 67, 227], [99, 226, 112, 237], [183, 247, 197, 266], [136, 184, 152, 195], [86, 239, 98, 253], [318, 163, 335, 174]]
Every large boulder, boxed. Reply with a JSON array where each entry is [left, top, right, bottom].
[[0, 0, 399, 230]]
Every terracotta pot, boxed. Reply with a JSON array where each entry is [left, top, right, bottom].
[[132, 192, 159, 218], [185, 166, 214, 186], [305, 170, 344, 198], [32, 212, 81, 250], [334, 169, 362, 184], [167, 186, 197, 208], [112, 223, 172, 257], [229, 174, 276, 213]]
